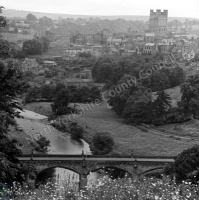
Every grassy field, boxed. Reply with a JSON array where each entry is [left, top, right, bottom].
[[24, 102, 53, 117], [156, 119, 199, 138], [1, 32, 34, 42], [67, 102, 198, 156], [22, 101, 199, 156], [33, 45, 67, 59]]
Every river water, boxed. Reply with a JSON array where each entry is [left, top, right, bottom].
[[16, 109, 96, 189]]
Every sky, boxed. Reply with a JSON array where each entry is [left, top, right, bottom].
[[1, 0, 199, 19]]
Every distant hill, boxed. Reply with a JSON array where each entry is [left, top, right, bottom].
[[3, 9, 199, 22], [53, 19, 147, 35]]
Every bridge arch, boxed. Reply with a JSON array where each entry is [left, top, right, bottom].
[[88, 165, 134, 176], [34, 166, 80, 188], [139, 167, 164, 176], [32, 161, 84, 175]]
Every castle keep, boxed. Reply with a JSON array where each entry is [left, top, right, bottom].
[[149, 9, 168, 37]]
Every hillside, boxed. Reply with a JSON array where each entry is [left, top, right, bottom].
[[53, 19, 147, 34], [3, 9, 199, 22]]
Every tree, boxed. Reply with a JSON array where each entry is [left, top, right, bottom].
[[40, 36, 50, 52], [92, 59, 113, 83], [40, 84, 55, 100], [153, 90, 171, 118], [0, 6, 6, 29], [89, 86, 102, 101], [51, 88, 70, 115], [25, 85, 41, 103], [39, 16, 53, 27], [34, 136, 50, 153], [0, 62, 31, 183], [70, 126, 84, 140], [0, 5, 34, 185], [26, 13, 37, 21], [0, 39, 10, 58], [179, 74, 199, 118], [122, 88, 152, 124], [91, 132, 114, 155], [172, 145, 199, 182], [77, 86, 91, 102], [22, 39, 43, 55], [108, 74, 138, 115], [147, 70, 171, 92]]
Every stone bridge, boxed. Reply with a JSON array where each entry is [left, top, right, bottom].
[[18, 153, 175, 190]]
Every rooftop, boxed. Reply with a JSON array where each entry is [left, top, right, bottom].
[[145, 43, 156, 46], [145, 33, 155, 37]]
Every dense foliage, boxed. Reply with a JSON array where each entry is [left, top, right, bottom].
[[34, 136, 50, 153], [92, 55, 185, 91], [26, 13, 37, 21], [170, 145, 199, 183], [178, 74, 199, 119], [22, 37, 50, 55], [70, 126, 84, 140], [0, 7, 34, 185], [0, 61, 32, 184], [25, 83, 101, 104], [93, 53, 188, 126], [91, 132, 115, 155]]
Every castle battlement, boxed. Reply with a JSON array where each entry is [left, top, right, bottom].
[[150, 9, 168, 17]]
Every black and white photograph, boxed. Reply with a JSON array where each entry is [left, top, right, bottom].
[[0, 0, 199, 199]]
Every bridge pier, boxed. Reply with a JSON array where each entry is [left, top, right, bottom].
[[79, 174, 87, 191]]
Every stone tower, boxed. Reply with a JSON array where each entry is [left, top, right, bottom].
[[149, 9, 168, 37]]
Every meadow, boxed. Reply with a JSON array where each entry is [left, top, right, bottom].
[[1, 32, 34, 42]]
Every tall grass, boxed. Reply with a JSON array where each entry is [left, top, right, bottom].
[[1, 176, 199, 200]]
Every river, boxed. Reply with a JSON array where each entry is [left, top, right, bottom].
[[16, 109, 97, 190]]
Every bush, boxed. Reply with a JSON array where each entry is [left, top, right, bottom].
[[34, 136, 50, 153], [51, 88, 70, 116], [91, 132, 115, 155], [51, 120, 69, 132], [172, 145, 199, 183], [152, 118, 165, 126], [70, 126, 84, 140]]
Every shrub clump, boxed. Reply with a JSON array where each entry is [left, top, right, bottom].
[[91, 132, 115, 155]]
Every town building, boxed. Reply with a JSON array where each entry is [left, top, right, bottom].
[[43, 61, 57, 67], [107, 37, 128, 48], [143, 43, 158, 54], [31, 66, 45, 75], [145, 33, 155, 43], [157, 42, 174, 54], [21, 58, 39, 72]]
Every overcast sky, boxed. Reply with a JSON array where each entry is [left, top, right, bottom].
[[1, 0, 199, 18]]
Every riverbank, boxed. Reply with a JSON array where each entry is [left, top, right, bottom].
[[21, 101, 199, 156], [9, 108, 90, 155]]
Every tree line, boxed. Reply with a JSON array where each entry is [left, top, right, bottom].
[[25, 83, 102, 116], [92, 54, 185, 91]]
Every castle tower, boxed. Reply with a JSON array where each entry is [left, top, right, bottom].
[[149, 9, 168, 37]]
